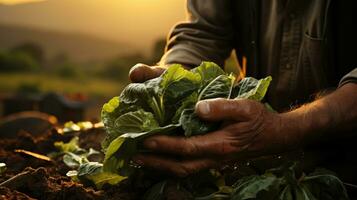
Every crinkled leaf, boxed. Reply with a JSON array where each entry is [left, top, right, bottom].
[[76, 162, 127, 189], [102, 96, 120, 113], [235, 76, 272, 101], [172, 92, 198, 123], [63, 152, 86, 168], [103, 137, 136, 176], [114, 109, 159, 133], [301, 169, 349, 200], [180, 109, 219, 137], [77, 162, 103, 177], [231, 175, 282, 200], [198, 74, 236, 100], [160, 64, 201, 91], [191, 61, 225, 87], [54, 136, 85, 153], [104, 124, 180, 175], [100, 62, 275, 186]]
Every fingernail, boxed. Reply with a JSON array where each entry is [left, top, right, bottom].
[[144, 139, 157, 149], [196, 101, 210, 115]]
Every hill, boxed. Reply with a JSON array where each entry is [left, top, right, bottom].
[[0, 23, 133, 62], [0, 0, 186, 53]]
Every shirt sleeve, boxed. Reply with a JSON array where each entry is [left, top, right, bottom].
[[339, 68, 357, 87], [159, 0, 234, 67]]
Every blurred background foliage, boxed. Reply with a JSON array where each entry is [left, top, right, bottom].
[[0, 0, 239, 121]]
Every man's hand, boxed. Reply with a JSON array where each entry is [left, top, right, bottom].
[[133, 98, 300, 177], [129, 63, 166, 83], [132, 83, 357, 177]]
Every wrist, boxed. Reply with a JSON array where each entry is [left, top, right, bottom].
[[279, 101, 334, 147], [277, 112, 307, 149]]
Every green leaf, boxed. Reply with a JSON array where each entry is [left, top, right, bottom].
[[63, 152, 86, 168], [192, 61, 225, 87], [102, 96, 120, 113], [88, 171, 127, 189], [198, 74, 236, 100], [54, 136, 84, 153], [103, 137, 137, 176], [235, 76, 272, 101], [114, 109, 159, 133], [301, 169, 349, 200], [76, 162, 127, 189], [160, 64, 201, 90], [100, 62, 276, 189], [231, 175, 282, 200], [279, 185, 294, 200], [171, 92, 198, 123], [103, 123, 180, 175], [104, 136, 126, 162], [179, 108, 219, 137], [77, 162, 103, 177]]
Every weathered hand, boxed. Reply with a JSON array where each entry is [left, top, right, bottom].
[[133, 98, 301, 177], [129, 63, 166, 83]]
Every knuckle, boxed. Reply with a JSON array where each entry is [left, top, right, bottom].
[[175, 166, 191, 177], [218, 140, 235, 154], [182, 139, 199, 155]]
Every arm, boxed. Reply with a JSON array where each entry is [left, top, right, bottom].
[[160, 0, 234, 67], [284, 82, 357, 146], [133, 81, 357, 176], [129, 0, 235, 83]]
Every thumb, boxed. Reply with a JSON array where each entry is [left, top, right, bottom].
[[129, 63, 166, 83], [195, 98, 259, 122]]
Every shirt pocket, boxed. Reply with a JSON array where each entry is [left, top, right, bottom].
[[294, 32, 328, 99]]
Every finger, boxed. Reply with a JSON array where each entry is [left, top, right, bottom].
[[195, 98, 262, 122], [129, 63, 166, 83], [143, 131, 244, 156], [132, 154, 217, 177]]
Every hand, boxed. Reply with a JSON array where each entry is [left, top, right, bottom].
[[133, 98, 302, 177], [129, 63, 166, 83]]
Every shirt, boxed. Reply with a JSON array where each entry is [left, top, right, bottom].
[[160, 0, 357, 112], [159, 0, 357, 186]]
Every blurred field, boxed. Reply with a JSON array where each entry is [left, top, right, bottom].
[[0, 72, 125, 97]]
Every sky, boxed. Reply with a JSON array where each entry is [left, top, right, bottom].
[[0, 0, 187, 53], [0, 0, 45, 4]]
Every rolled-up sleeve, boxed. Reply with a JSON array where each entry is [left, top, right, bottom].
[[160, 0, 235, 67], [339, 68, 357, 87]]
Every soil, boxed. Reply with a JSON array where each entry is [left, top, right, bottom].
[[2, 124, 355, 199], [0, 127, 141, 200]]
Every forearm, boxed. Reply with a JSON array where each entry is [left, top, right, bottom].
[[160, 0, 234, 67], [280, 83, 357, 146]]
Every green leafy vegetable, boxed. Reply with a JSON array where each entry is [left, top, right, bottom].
[[231, 163, 349, 200], [54, 136, 84, 153], [235, 76, 272, 101], [115, 109, 159, 134], [67, 162, 126, 189], [101, 62, 273, 178]]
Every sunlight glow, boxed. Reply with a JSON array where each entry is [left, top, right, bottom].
[[0, 0, 45, 5]]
